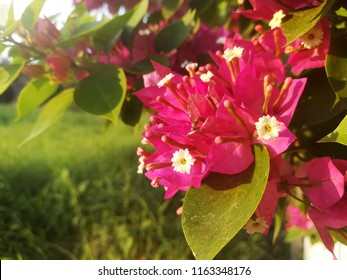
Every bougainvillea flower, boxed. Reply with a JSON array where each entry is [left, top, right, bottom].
[[308, 197, 347, 259], [232, 61, 306, 157], [199, 97, 254, 175], [295, 157, 345, 209], [144, 147, 209, 198], [32, 17, 60, 50], [46, 54, 71, 81], [292, 157, 347, 256], [169, 23, 225, 73], [241, 0, 323, 20], [254, 156, 293, 234], [98, 40, 131, 67], [21, 64, 45, 79], [135, 30, 306, 196], [308, 197, 347, 229], [286, 205, 314, 230], [254, 180, 279, 234], [286, 18, 330, 74]]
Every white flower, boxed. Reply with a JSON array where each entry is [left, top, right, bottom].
[[180, 60, 192, 68], [157, 73, 174, 88], [171, 148, 196, 174], [300, 26, 324, 49], [269, 10, 286, 30], [200, 71, 214, 83], [244, 217, 268, 235], [185, 62, 198, 71], [138, 28, 151, 36], [222, 46, 244, 62], [137, 156, 146, 174], [255, 115, 283, 140], [216, 36, 226, 45]]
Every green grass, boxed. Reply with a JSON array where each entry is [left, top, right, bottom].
[[0, 104, 292, 260]]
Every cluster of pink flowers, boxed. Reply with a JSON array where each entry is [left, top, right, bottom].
[[135, 25, 307, 196], [135, 1, 347, 255]]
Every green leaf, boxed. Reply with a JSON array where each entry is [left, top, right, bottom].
[[307, 142, 347, 160], [330, 229, 347, 246], [336, 7, 347, 17], [101, 69, 127, 124], [284, 227, 302, 242], [162, 0, 185, 20], [189, 0, 214, 17], [319, 114, 347, 145], [58, 5, 102, 48], [182, 145, 270, 260], [59, 21, 102, 48], [0, 44, 7, 54], [16, 78, 58, 121], [74, 65, 126, 115], [326, 55, 347, 106], [21, 0, 45, 30], [120, 94, 143, 126], [93, 10, 134, 52], [0, 63, 24, 95], [290, 68, 345, 127], [0, 20, 20, 39], [19, 88, 74, 146], [8, 1, 15, 24], [194, 0, 231, 27], [154, 9, 196, 53], [272, 198, 286, 243], [121, 0, 149, 48], [281, 0, 336, 45]]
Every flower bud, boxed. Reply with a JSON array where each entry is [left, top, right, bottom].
[[46, 55, 70, 81], [21, 64, 45, 78], [32, 18, 60, 50]]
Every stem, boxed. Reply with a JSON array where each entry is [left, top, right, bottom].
[[5, 36, 46, 57], [282, 186, 313, 208], [280, 182, 317, 208]]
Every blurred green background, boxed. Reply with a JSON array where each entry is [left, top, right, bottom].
[[0, 104, 293, 260]]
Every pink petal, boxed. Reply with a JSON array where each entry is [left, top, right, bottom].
[[208, 141, 254, 175], [304, 157, 344, 209], [310, 221, 337, 259], [255, 180, 279, 234]]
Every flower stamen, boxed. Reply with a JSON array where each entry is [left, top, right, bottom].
[[157, 73, 175, 88]]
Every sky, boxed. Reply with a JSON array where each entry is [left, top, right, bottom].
[[0, 0, 74, 26]]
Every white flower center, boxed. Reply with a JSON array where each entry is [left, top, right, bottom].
[[269, 10, 286, 30], [157, 73, 174, 88], [255, 115, 283, 140], [222, 46, 244, 62], [300, 26, 324, 49], [200, 71, 214, 83], [171, 148, 196, 174]]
